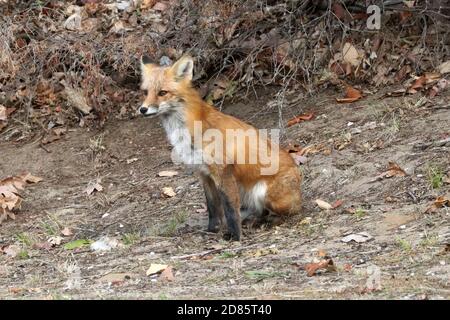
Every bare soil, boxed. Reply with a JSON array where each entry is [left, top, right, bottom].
[[0, 88, 449, 299]]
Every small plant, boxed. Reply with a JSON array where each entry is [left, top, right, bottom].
[[419, 233, 438, 247], [354, 208, 366, 219], [427, 166, 444, 189], [122, 232, 141, 245], [160, 211, 188, 236], [18, 249, 29, 259], [15, 232, 34, 247], [396, 237, 412, 252], [219, 251, 237, 259]]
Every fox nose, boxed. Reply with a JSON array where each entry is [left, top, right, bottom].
[[139, 107, 148, 114]]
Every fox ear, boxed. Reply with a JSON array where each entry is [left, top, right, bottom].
[[172, 56, 194, 81], [141, 55, 154, 72], [141, 55, 153, 65]]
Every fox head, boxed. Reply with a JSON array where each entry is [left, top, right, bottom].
[[139, 55, 194, 116]]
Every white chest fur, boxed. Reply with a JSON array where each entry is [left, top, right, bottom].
[[161, 110, 203, 166]]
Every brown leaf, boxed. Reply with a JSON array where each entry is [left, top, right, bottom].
[[332, 199, 343, 209], [384, 162, 407, 178], [425, 194, 450, 214], [286, 113, 314, 127], [305, 258, 335, 277], [162, 187, 176, 198], [336, 86, 362, 103], [61, 227, 73, 236], [159, 266, 175, 281]]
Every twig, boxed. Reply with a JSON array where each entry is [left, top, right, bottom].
[[413, 137, 450, 150], [170, 243, 258, 260]]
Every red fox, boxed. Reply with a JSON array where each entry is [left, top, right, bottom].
[[139, 55, 302, 240]]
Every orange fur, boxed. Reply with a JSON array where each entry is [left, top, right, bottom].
[[140, 56, 302, 240]]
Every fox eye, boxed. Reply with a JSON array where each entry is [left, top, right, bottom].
[[158, 90, 168, 97]]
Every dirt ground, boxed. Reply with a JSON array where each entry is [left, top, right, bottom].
[[0, 87, 449, 300]]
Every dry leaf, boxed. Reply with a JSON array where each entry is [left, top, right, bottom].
[[1, 173, 41, 224], [158, 171, 178, 177], [341, 232, 373, 243], [146, 263, 168, 276], [305, 258, 336, 277], [336, 86, 362, 103], [438, 60, 450, 74], [315, 199, 333, 210], [0, 105, 7, 121], [384, 162, 407, 178], [48, 236, 63, 246], [162, 187, 176, 197], [85, 180, 103, 195], [342, 42, 361, 67], [61, 227, 73, 236], [332, 199, 343, 209], [286, 113, 314, 127], [425, 194, 450, 214], [159, 266, 175, 281]]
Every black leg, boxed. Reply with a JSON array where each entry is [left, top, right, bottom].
[[202, 175, 223, 233], [219, 190, 241, 241]]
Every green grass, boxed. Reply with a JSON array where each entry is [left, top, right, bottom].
[[122, 232, 141, 245], [160, 211, 188, 236], [18, 249, 29, 259], [396, 237, 412, 252], [427, 166, 444, 189], [354, 208, 366, 219], [15, 232, 34, 247], [419, 233, 438, 247], [219, 251, 237, 259]]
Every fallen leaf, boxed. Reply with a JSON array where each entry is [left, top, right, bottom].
[[48, 236, 63, 246], [162, 187, 176, 197], [0, 173, 41, 224], [85, 180, 103, 195], [342, 42, 361, 67], [384, 161, 407, 178], [438, 60, 450, 74], [286, 113, 314, 127], [158, 171, 178, 177], [0, 105, 7, 121], [336, 86, 362, 103], [315, 199, 333, 210], [305, 258, 336, 276], [146, 263, 168, 276], [332, 199, 343, 209], [63, 239, 92, 250], [341, 232, 373, 243], [61, 227, 73, 236], [425, 194, 450, 214], [98, 273, 134, 284], [159, 266, 175, 281]]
